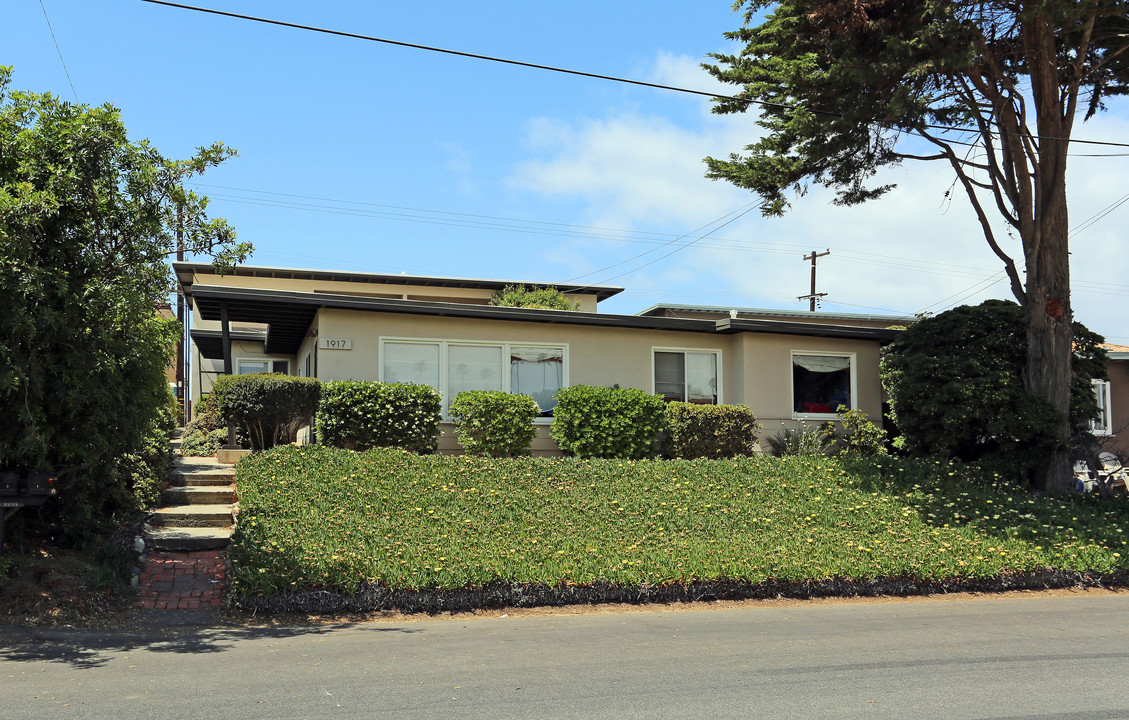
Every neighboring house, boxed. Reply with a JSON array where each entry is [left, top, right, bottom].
[[174, 262, 900, 455], [1095, 343, 1129, 458]]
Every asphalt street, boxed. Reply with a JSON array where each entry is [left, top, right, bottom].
[[2, 592, 1128, 719]]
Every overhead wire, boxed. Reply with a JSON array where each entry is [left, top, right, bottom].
[[39, 0, 77, 102], [141, 0, 1129, 151]]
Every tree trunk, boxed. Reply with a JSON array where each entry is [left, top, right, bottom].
[[1023, 174, 1073, 493], [1022, 8, 1075, 493]]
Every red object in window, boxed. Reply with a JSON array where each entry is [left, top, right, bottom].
[[801, 401, 833, 413]]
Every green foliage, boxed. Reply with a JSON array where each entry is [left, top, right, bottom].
[[829, 405, 888, 457], [881, 300, 1106, 478], [703, 3, 1129, 490], [116, 388, 177, 510], [766, 422, 835, 457], [179, 393, 248, 456], [663, 402, 760, 459], [212, 374, 321, 452], [0, 68, 247, 535], [489, 284, 580, 311], [229, 446, 1129, 596], [550, 385, 666, 459], [449, 391, 540, 458], [704, 2, 1128, 215], [316, 381, 442, 454]]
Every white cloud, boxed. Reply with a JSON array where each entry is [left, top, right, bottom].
[[508, 53, 1129, 339]]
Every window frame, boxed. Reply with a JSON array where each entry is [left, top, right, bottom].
[[790, 350, 857, 420], [235, 357, 289, 375], [1090, 379, 1113, 436], [379, 337, 569, 423], [650, 347, 723, 405]]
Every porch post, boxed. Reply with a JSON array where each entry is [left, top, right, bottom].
[[220, 302, 237, 449]]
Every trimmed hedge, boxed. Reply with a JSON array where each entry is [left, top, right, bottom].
[[550, 385, 666, 459], [213, 374, 322, 452], [316, 381, 442, 454], [664, 402, 760, 459], [450, 391, 540, 457]]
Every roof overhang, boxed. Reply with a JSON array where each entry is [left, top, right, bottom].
[[187, 285, 901, 357], [715, 317, 902, 342], [173, 262, 624, 302], [189, 328, 269, 360]]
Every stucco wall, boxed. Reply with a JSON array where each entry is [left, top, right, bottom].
[[313, 308, 885, 436], [1104, 358, 1129, 458]]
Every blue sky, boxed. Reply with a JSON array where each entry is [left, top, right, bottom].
[[6, 1, 1128, 341]]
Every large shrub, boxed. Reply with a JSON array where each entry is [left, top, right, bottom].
[[550, 385, 666, 459], [663, 402, 760, 459], [489, 285, 579, 311], [881, 300, 1107, 479], [0, 68, 247, 538], [213, 374, 321, 452], [317, 381, 442, 454], [449, 391, 540, 457]]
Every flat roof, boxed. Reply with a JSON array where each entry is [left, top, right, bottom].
[[636, 303, 916, 324], [173, 262, 624, 302], [187, 284, 900, 357]]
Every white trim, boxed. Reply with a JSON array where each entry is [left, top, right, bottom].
[[235, 356, 290, 375], [1090, 379, 1113, 436], [790, 350, 857, 420], [650, 346, 723, 405], [378, 336, 569, 419]]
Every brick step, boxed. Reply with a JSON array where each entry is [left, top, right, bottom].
[[163, 485, 235, 505], [149, 505, 234, 528], [144, 526, 233, 552]]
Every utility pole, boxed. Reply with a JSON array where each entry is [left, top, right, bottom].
[[175, 204, 187, 426], [797, 249, 830, 311]]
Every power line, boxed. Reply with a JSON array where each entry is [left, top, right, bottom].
[[39, 0, 77, 102], [142, 0, 1129, 150]]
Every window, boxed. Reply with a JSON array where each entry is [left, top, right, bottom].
[[1090, 379, 1113, 436], [381, 339, 567, 418], [653, 349, 719, 404], [511, 346, 564, 416], [792, 352, 854, 416], [237, 358, 288, 375]]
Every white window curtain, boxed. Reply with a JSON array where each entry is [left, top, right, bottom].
[[237, 360, 270, 375], [1091, 379, 1113, 435], [793, 355, 851, 373], [685, 352, 718, 404], [511, 346, 563, 414]]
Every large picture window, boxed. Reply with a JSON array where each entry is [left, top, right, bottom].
[[653, 349, 719, 404], [792, 352, 854, 417], [381, 339, 566, 418]]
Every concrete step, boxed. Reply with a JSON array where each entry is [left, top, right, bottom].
[[144, 526, 233, 552], [149, 504, 234, 528], [169, 470, 236, 487], [163, 485, 236, 505]]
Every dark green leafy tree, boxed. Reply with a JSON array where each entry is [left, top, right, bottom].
[[704, 1, 1129, 490], [0, 68, 250, 537], [880, 300, 1108, 481], [489, 285, 580, 311]]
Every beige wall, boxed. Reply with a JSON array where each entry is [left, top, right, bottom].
[[1104, 358, 1129, 458], [313, 308, 884, 431], [186, 271, 599, 312]]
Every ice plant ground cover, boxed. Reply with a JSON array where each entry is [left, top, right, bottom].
[[229, 446, 1129, 598]]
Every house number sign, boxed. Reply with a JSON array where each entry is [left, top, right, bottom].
[[319, 338, 352, 350]]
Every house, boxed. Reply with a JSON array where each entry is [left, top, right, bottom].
[[1095, 344, 1129, 457], [174, 262, 900, 454]]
